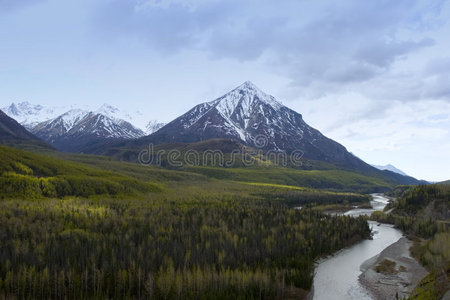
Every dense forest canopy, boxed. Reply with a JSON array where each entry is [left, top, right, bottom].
[[0, 195, 371, 299], [0, 146, 374, 299]]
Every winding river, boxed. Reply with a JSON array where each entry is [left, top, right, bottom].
[[312, 194, 403, 300]]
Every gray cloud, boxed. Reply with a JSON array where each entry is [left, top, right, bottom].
[[424, 57, 450, 75], [425, 73, 450, 99], [355, 38, 435, 68], [421, 57, 450, 100], [93, 0, 236, 53], [93, 0, 447, 100]]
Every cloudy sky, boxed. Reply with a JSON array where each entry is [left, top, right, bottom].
[[1, 0, 449, 181]]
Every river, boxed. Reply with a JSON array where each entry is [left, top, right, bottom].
[[311, 194, 403, 300]]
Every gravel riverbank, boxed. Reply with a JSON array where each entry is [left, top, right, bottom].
[[359, 237, 428, 299]]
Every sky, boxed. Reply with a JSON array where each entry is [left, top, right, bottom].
[[0, 0, 449, 181]]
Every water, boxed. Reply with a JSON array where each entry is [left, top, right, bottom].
[[312, 194, 403, 300], [343, 194, 390, 217]]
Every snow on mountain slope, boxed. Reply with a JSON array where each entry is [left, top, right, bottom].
[[32, 109, 144, 142], [146, 81, 372, 170], [2, 102, 158, 134], [157, 81, 312, 145], [31, 108, 145, 152], [212, 81, 283, 120], [31, 109, 89, 142], [146, 120, 166, 134], [70, 112, 144, 139], [1, 102, 74, 129], [57, 109, 90, 132], [209, 81, 287, 141], [96, 103, 133, 124], [95, 103, 156, 133], [371, 164, 408, 176]]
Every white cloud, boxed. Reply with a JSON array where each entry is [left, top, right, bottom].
[[301, 97, 450, 181]]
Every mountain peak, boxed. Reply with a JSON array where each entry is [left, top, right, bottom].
[[239, 80, 259, 90], [231, 81, 267, 98], [152, 82, 313, 151], [210, 82, 283, 121], [5, 101, 36, 115]]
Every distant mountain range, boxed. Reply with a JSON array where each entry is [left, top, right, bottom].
[[92, 81, 422, 185], [1, 102, 166, 152], [2, 102, 71, 129], [1, 82, 424, 185], [371, 164, 408, 176], [2, 102, 163, 134]]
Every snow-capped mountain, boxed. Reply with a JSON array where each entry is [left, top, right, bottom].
[[2, 101, 159, 133], [372, 164, 408, 176], [96, 104, 134, 124], [145, 81, 371, 169], [146, 120, 166, 134], [95, 103, 160, 133], [1, 102, 73, 129], [30, 107, 144, 152], [31, 109, 88, 142]]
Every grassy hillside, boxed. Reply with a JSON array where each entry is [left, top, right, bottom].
[[0, 138, 53, 151], [3, 133, 418, 193], [41, 146, 400, 193], [1, 145, 373, 206], [66, 154, 396, 193], [0, 145, 163, 198], [57, 152, 209, 183], [182, 165, 393, 193], [91, 138, 422, 187]]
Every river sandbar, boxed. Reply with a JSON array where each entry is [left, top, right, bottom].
[[359, 237, 428, 299]]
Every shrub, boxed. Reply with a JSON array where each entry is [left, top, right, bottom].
[[39, 178, 57, 198], [0, 173, 41, 198], [375, 259, 398, 275], [11, 162, 33, 175]]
